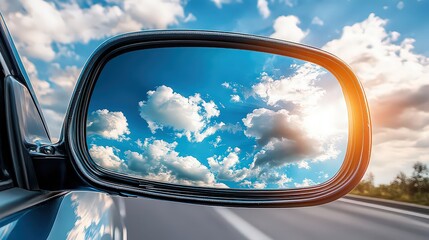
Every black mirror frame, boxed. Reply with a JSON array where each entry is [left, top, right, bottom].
[[64, 30, 371, 207]]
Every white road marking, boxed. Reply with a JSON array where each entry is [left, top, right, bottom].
[[214, 207, 273, 240], [339, 198, 429, 220]]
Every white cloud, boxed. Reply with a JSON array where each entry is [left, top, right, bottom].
[[1, 0, 189, 61], [87, 109, 130, 141], [276, 174, 293, 187], [396, 1, 404, 10], [184, 13, 197, 23], [246, 61, 345, 169], [21, 56, 54, 97], [311, 16, 324, 26], [49, 63, 80, 90], [202, 100, 221, 119], [294, 178, 317, 188], [139, 85, 223, 142], [125, 139, 225, 187], [323, 13, 429, 184], [297, 160, 310, 169], [252, 64, 326, 108], [270, 15, 309, 43], [210, 136, 222, 147], [221, 82, 231, 88], [257, 0, 270, 19], [253, 182, 266, 189], [208, 147, 249, 182], [88, 145, 124, 170], [230, 94, 241, 103], [323, 14, 428, 101], [135, 138, 143, 148]]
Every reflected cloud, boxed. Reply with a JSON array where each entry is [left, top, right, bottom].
[[139, 85, 223, 142], [67, 192, 114, 240], [87, 109, 130, 141]]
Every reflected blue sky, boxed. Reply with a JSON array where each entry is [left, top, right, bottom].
[[86, 47, 348, 189]]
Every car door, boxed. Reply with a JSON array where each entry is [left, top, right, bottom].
[[0, 14, 125, 240]]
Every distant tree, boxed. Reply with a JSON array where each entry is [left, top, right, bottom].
[[409, 162, 429, 195], [352, 162, 429, 206], [389, 172, 408, 199]]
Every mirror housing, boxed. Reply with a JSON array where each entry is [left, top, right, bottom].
[[64, 31, 371, 207]]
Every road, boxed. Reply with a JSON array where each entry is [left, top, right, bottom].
[[123, 197, 429, 240]]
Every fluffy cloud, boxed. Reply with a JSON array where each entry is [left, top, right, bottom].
[[246, 58, 344, 172], [252, 64, 326, 108], [294, 178, 317, 188], [88, 145, 124, 170], [297, 160, 310, 169], [252, 182, 266, 189], [238, 169, 293, 189], [323, 14, 428, 101], [208, 145, 298, 188], [208, 147, 249, 182], [87, 109, 130, 141], [243, 108, 340, 168], [230, 94, 241, 103], [244, 109, 307, 146], [21, 57, 54, 97], [370, 86, 429, 130], [1, 0, 188, 61], [257, 0, 270, 19], [210, 136, 222, 148], [139, 85, 223, 142], [125, 139, 224, 187], [323, 13, 429, 183], [258, 171, 293, 188], [270, 15, 309, 43], [275, 174, 293, 187]]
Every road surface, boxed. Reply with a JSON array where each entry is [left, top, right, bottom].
[[123, 197, 429, 240]]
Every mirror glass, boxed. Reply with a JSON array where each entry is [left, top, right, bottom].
[[86, 47, 348, 189]]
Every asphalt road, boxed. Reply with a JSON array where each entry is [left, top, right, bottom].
[[123, 197, 429, 240]]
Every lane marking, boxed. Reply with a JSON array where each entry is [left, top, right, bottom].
[[339, 198, 429, 220], [214, 207, 273, 240]]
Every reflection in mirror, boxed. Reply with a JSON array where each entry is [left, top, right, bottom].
[[86, 47, 348, 189]]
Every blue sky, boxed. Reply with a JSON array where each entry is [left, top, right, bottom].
[[1, 0, 429, 186]]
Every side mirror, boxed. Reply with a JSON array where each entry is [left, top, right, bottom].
[[64, 31, 371, 207]]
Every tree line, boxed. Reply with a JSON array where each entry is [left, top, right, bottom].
[[351, 162, 429, 206]]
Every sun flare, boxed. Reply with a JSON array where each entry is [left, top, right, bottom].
[[303, 101, 348, 139]]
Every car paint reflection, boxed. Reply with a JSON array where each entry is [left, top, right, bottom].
[[0, 191, 125, 240]]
